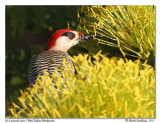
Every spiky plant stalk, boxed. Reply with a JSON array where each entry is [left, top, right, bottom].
[[7, 52, 155, 118], [77, 5, 155, 65]]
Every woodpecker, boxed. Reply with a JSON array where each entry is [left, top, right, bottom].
[[28, 29, 103, 86]]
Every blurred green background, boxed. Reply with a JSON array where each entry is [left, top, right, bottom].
[[5, 6, 83, 112]]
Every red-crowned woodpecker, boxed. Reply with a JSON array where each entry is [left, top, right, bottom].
[[28, 29, 103, 86]]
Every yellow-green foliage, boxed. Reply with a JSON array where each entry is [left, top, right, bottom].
[[7, 53, 155, 118], [78, 5, 155, 65]]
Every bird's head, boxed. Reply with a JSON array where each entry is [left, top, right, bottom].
[[45, 29, 103, 52]]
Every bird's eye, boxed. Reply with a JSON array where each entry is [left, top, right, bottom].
[[69, 34, 74, 40], [62, 32, 75, 40]]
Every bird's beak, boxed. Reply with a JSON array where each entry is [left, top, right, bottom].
[[79, 33, 104, 42]]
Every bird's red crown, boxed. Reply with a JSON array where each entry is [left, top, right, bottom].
[[45, 29, 74, 51]]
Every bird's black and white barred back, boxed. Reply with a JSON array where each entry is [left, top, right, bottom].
[[28, 50, 75, 86]]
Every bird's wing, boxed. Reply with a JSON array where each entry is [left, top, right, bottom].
[[28, 50, 75, 86]]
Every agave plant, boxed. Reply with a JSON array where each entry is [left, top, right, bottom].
[[77, 5, 155, 65], [7, 53, 155, 118]]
